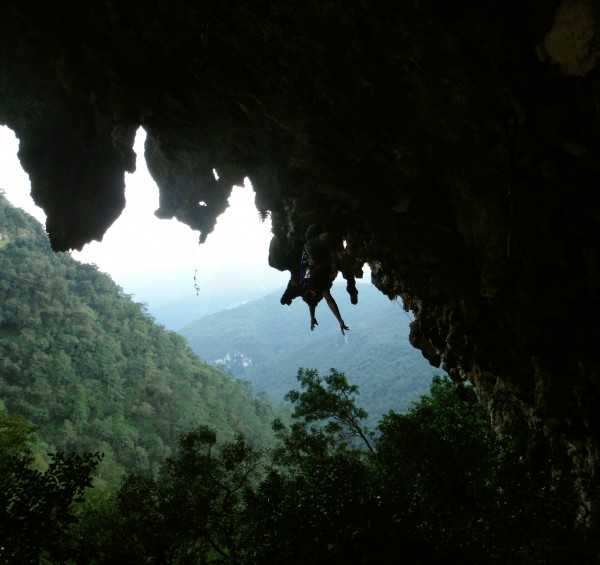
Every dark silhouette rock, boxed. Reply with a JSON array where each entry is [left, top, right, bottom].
[[1, 0, 599, 530]]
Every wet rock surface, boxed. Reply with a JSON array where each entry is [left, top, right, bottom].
[[1, 0, 600, 524]]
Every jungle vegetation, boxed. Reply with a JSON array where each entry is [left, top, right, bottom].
[[0, 194, 280, 483], [3, 371, 587, 564], [0, 196, 591, 563]]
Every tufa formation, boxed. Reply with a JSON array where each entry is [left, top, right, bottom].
[[1, 0, 600, 528]]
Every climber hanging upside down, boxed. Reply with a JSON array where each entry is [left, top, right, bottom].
[[301, 224, 350, 335]]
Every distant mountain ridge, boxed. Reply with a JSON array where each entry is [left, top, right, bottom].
[[120, 264, 289, 331], [180, 283, 443, 423]]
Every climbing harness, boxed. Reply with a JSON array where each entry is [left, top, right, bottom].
[[299, 248, 313, 288]]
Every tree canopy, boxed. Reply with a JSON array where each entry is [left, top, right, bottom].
[[0, 407, 101, 562], [0, 194, 280, 482], [1, 195, 593, 562], [58, 370, 590, 564]]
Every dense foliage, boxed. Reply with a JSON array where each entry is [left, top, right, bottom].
[[53, 370, 587, 564], [0, 405, 101, 563], [1, 195, 591, 562], [180, 284, 439, 422], [0, 195, 279, 481]]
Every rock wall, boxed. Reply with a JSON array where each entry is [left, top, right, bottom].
[[1, 0, 599, 526]]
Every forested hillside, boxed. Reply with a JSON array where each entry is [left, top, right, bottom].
[[0, 195, 587, 563], [8, 371, 581, 563], [0, 194, 279, 481], [180, 284, 442, 422]]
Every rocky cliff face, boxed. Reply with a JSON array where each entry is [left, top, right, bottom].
[[1, 0, 599, 526]]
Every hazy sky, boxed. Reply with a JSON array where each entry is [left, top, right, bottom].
[[0, 126, 290, 323]]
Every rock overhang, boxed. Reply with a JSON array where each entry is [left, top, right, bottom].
[[1, 0, 600, 524]]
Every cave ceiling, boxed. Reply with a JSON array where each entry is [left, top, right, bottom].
[[2, 0, 600, 519]]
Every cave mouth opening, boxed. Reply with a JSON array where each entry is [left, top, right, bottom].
[[0, 125, 289, 317], [0, 123, 382, 329]]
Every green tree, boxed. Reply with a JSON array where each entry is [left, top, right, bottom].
[[242, 369, 385, 564], [87, 426, 264, 564], [0, 193, 280, 482], [282, 367, 377, 456], [0, 407, 102, 563], [244, 372, 584, 564], [66, 371, 591, 563], [376, 376, 583, 563]]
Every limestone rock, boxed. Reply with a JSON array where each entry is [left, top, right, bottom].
[[1, 0, 600, 532]]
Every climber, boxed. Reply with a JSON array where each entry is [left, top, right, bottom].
[[301, 224, 350, 335]]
